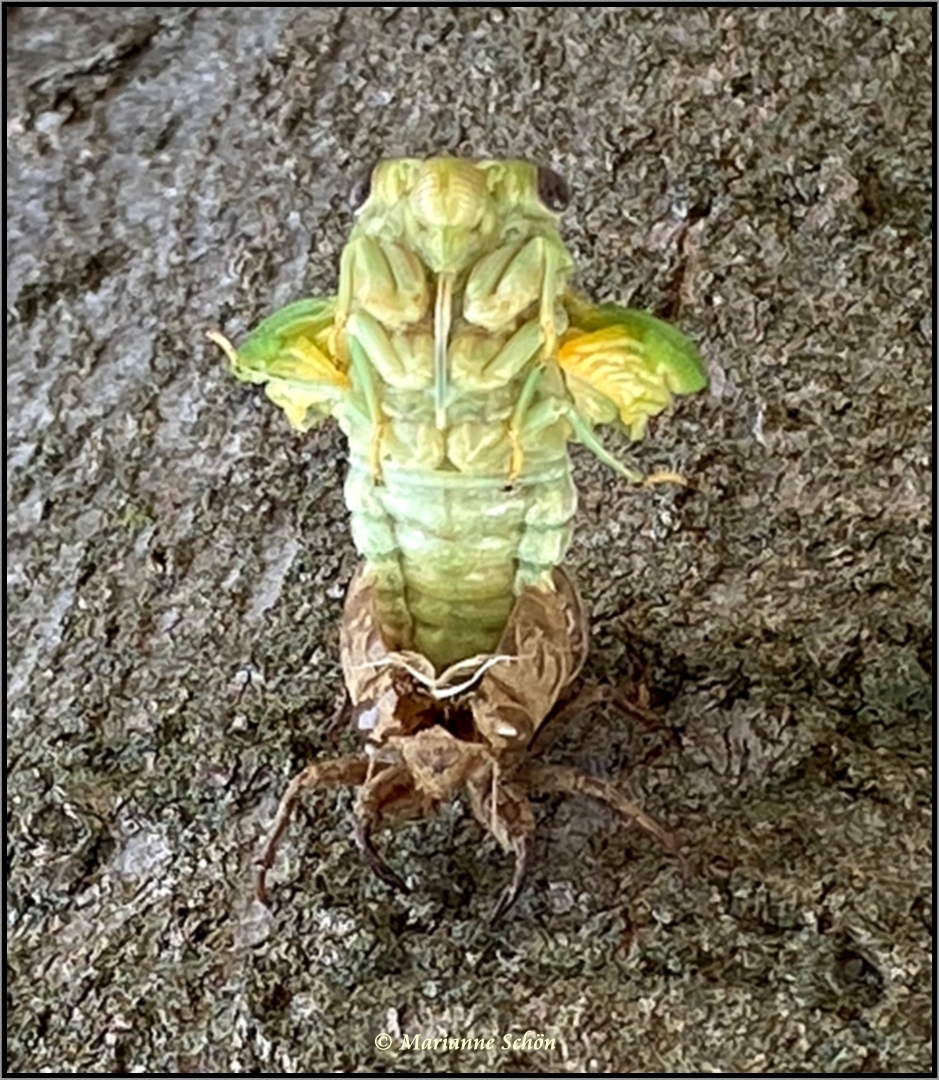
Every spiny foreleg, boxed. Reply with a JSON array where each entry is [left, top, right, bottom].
[[352, 763, 419, 894]]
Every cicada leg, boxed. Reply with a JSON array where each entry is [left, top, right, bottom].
[[515, 762, 675, 853], [459, 319, 543, 484], [526, 681, 612, 757], [509, 389, 687, 489], [352, 763, 424, 894], [346, 336, 388, 484], [345, 308, 437, 485], [538, 236, 564, 362], [491, 829, 532, 924], [505, 375, 675, 491], [527, 677, 678, 760], [322, 688, 353, 743], [506, 362, 545, 484], [562, 404, 647, 485], [353, 818, 409, 894], [506, 238, 566, 483], [254, 755, 369, 906], [466, 771, 537, 922]]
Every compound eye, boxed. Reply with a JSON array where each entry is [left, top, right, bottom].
[[348, 163, 377, 211], [537, 165, 571, 212]]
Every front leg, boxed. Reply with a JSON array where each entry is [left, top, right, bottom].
[[254, 754, 369, 906], [465, 769, 536, 922], [331, 235, 430, 361], [463, 235, 572, 342], [346, 335, 388, 485], [344, 310, 435, 483]]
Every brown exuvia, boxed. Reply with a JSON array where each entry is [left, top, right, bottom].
[[254, 568, 674, 920]]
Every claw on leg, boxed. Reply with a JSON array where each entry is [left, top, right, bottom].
[[353, 813, 410, 894], [323, 690, 353, 743], [352, 763, 421, 894], [517, 762, 675, 853], [467, 774, 536, 921], [254, 755, 368, 907], [490, 830, 532, 924]]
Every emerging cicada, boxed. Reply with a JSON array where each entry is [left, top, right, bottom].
[[210, 158, 707, 917]]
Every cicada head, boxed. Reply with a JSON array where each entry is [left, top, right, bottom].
[[349, 157, 569, 275], [392, 726, 488, 803]]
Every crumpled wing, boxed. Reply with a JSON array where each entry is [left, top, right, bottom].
[[210, 298, 348, 430], [559, 294, 708, 440]]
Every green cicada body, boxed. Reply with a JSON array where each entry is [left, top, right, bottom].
[[211, 158, 707, 671]]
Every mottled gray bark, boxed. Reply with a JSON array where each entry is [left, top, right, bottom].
[[7, 6, 931, 1073]]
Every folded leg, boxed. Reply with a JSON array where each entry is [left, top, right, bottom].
[[526, 681, 612, 757], [529, 679, 679, 772], [353, 762, 436, 894]]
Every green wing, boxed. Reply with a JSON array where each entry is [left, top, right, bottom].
[[208, 298, 349, 430], [559, 295, 707, 441]]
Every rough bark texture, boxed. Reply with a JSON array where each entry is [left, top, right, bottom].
[[7, 7, 931, 1073]]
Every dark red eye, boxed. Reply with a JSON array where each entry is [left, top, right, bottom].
[[537, 165, 571, 212], [348, 163, 377, 211]]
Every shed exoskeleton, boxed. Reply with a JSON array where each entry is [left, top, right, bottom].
[[254, 565, 674, 920]]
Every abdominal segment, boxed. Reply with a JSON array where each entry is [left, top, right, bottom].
[[344, 455, 577, 670]]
